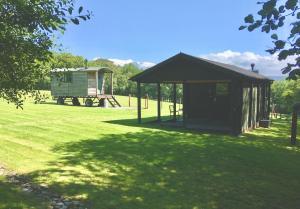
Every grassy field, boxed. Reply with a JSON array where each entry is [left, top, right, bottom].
[[0, 95, 300, 209], [0, 176, 47, 209]]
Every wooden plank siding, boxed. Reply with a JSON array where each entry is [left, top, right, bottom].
[[51, 72, 88, 97]]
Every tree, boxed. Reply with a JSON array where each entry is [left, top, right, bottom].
[[52, 53, 86, 69], [0, 0, 91, 107], [240, 0, 300, 79], [271, 79, 300, 113]]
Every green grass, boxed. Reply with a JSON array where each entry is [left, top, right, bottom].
[[0, 95, 300, 209], [0, 176, 47, 209]]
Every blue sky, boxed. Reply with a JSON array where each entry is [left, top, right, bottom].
[[57, 0, 290, 77]]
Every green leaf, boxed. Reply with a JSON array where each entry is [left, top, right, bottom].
[[79, 16, 87, 21], [295, 38, 300, 47], [279, 5, 285, 13], [68, 7, 73, 15], [244, 14, 254, 23], [298, 12, 300, 19], [275, 40, 286, 49], [239, 25, 247, 30], [285, 0, 298, 10], [278, 50, 289, 60], [71, 18, 79, 25], [78, 6, 83, 14], [263, 0, 277, 14], [262, 24, 271, 33], [248, 25, 256, 32], [271, 33, 278, 40]]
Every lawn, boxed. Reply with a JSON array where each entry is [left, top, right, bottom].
[[0, 95, 300, 209], [0, 176, 48, 209]]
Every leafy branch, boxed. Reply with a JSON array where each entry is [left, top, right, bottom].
[[240, 0, 300, 79]]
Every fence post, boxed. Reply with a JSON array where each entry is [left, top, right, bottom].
[[129, 94, 131, 107]]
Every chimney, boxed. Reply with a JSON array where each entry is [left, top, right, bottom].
[[251, 63, 259, 74]]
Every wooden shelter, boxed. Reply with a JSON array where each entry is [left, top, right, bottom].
[[130, 53, 273, 134], [51, 67, 121, 107]]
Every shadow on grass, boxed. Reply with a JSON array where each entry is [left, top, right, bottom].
[[26, 119, 300, 209], [0, 177, 46, 209]]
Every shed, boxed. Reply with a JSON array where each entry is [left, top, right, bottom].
[[130, 52, 273, 134], [51, 67, 121, 107]]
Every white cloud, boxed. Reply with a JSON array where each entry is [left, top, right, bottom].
[[108, 58, 155, 70], [92, 57, 155, 70], [201, 50, 293, 78], [135, 61, 156, 69], [108, 58, 134, 66]]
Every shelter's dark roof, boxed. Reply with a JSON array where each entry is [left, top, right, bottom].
[[130, 53, 272, 83]]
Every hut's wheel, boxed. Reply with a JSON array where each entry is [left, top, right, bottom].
[[57, 97, 65, 105], [85, 99, 93, 107], [72, 97, 80, 106]]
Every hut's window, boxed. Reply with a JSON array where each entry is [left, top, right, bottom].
[[63, 72, 72, 83], [216, 83, 229, 96]]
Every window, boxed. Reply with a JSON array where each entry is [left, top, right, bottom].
[[216, 83, 229, 96], [63, 72, 72, 83]]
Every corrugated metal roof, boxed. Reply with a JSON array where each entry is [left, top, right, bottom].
[[130, 52, 273, 82], [52, 67, 112, 73]]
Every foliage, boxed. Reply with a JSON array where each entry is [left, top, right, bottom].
[[0, 0, 90, 107], [271, 79, 300, 112], [0, 98, 300, 208], [240, 0, 300, 79], [51, 53, 86, 69]]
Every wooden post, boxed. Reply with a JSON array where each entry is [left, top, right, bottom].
[[183, 83, 187, 127], [137, 82, 141, 124], [291, 109, 298, 145], [129, 94, 131, 107], [145, 94, 149, 109], [173, 83, 177, 121], [110, 72, 114, 95], [256, 85, 260, 125], [248, 83, 253, 128], [267, 82, 271, 120], [157, 83, 161, 122], [291, 103, 300, 145], [229, 82, 235, 134]]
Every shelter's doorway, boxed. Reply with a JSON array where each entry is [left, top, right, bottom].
[[187, 82, 230, 124], [87, 72, 97, 96]]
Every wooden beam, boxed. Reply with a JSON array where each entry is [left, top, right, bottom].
[[291, 109, 298, 145], [229, 82, 235, 134], [234, 81, 243, 135], [137, 82, 141, 124], [262, 84, 266, 119], [182, 83, 187, 127], [248, 83, 253, 128], [267, 83, 271, 120], [173, 83, 177, 121], [291, 104, 300, 145], [256, 85, 260, 125], [157, 83, 161, 122], [110, 73, 114, 95]]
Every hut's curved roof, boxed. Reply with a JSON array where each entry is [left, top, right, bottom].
[[52, 67, 113, 73]]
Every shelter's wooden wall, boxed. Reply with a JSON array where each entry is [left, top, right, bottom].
[[242, 87, 250, 132], [51, 71, 88, 97], [186, 83, 231, 121], [241, 82, 270, 132]]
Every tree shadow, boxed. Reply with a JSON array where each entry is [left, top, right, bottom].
[[0, 177, 47, 209], [27, 120, 300, 209]]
